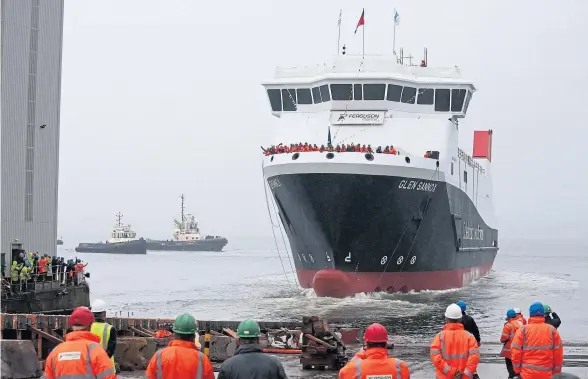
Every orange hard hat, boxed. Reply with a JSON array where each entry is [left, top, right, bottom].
[[69, 306, 94, 326], [364, 323, 388, 343]]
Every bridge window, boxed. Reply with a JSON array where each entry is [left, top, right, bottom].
[[417, 88, 434, 105], [319, 84, 331, 101], [312, 87, 322, 104], [463, 90, 472, 112], [297, 88, 312, 105], [401, 86, 416, 104], [387, 84, 402, 102], [451, 89, 467, 112], [281, 89, 297, 111], [435, 89, 450, 111], [267, 89, 282, 111], [363, 84, 386, 100], [353, 84, 363, 100], [330, 84, 352, 100]]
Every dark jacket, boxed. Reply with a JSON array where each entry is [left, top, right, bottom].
[[218, 344, 287, 379], [462, 311, 481, 345], [545, 312, 561, 329]]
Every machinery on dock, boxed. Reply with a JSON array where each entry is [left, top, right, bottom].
[[300, 316, 348, 370]]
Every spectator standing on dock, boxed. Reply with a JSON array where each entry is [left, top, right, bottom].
[[90, 299, 117, 369], [430, 303, 480, 379], [218, 319, 287, 379], [511, 302, 563, 379], [339, 323, 410, 379], [146, 313, 214, 379], [457, 300, 481, 346], [514, 308, 527, 325], [543, 304, 562, 329], [44, 306, 116, 379], [501, 309, 522, 378]]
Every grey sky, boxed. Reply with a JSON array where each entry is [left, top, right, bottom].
[[58, 0, 588, 244]]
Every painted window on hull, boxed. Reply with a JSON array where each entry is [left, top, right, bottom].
[[435, 89, 451, 111], [296, 88, 312, 105], [312, 87, 322, 103], [401, 86, 417, 104], [451, 89, 467, 112], [387, 84, 403, 102], [267, 89, 282, 111], [464, 170, 468, 183], [330, 84, 353, 100], [281, 89, 297, 111], [417, 88, 434, 105], [353, 84, 363, 100], [319, 84, 331, 101]]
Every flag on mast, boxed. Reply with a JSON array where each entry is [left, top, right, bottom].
[[354, 9, 364, 34], [394, 9, 400, 26]]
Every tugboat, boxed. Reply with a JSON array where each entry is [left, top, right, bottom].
[[146, 195, 228, 252], [75, 213, 147, 254], [261, 27, 498, 297], [57, 237, 64, 246]]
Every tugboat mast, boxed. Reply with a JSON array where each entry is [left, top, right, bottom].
[[180, 194, 186, 228], [115, 212, 123, 227]]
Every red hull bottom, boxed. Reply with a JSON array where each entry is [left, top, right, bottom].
[[297, 264, 494, 298]]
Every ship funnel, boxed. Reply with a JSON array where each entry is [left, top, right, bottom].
[[473, 129, 493, 162]]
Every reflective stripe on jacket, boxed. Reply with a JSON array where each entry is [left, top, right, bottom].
[[44, 331, 116, 379], [146, 339, 214, 379], [430, 323, 480, 379], [511, 316, 563, 379], [338, 347, 410, 379], [91, 322, 115, 367], [500, 319, 522, 359]]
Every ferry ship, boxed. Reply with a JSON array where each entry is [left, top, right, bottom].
[[75, 213, 146, 254], [261, 47, 498, 297]]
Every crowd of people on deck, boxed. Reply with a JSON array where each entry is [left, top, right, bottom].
[[7, 251, 89, 293], [40, 298, 571, 379], [262, 142, 398, 155]]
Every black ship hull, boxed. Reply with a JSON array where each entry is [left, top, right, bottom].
[[75, 239, 147, 254], [267, 172, 498, 298], [1, 282, 90, 314], [146, 237, 228, 252]]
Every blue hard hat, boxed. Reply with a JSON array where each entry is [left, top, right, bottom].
[[456, 300, 467, 311], [506, 309, 516, 319], [25, 261, 30, 267], [529, 302, 544, 317]]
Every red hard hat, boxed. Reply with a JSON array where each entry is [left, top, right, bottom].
[[69, 306, 94, 326], [364, 323, 388, 343]]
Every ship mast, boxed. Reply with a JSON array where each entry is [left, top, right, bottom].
[[180, 194, 185, 229], [115, 212, 123, 226]]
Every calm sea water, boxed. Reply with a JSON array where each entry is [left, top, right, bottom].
[[59, 237, 587, 344]]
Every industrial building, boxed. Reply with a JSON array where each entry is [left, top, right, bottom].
[[0, 0, 65, 276]]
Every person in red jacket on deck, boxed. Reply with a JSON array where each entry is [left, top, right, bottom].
[[511, 302, 563, 379], [339, 323, 410, 379], [430, 303, 480, 379]]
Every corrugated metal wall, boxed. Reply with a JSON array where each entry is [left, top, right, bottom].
[[1, 0, 64, 272]]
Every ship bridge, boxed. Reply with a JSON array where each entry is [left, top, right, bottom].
[[261, 54, 476, 119]]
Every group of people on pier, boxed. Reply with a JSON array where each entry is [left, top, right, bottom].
[[43, 299, 571, 379], [262, 142, 399, 155], [6, 251, 88, 293]]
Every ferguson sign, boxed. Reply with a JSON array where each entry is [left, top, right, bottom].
[[329, 110, 386, 125]]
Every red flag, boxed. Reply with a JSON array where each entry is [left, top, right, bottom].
[[354, 9, 364, 34]]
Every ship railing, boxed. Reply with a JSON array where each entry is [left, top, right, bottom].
[[457, 148, 486, 175], [3, 270, 89, 295]]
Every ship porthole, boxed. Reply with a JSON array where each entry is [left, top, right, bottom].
[[292, 153, 300, 160], [326, 152, 335, 159], [386, 286, 395, 293], [405, 157, 411, 164], [270, 156, 274, 162], [365, 153, 374, 161], [375, 286, 382, 292], [399, 285, 408, 293]]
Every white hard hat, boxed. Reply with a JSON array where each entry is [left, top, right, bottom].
[[91, 299, 106, 313], [445, 303, 463, 320], [514, 308, 521, 314]]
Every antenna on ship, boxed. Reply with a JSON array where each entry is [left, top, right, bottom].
[[336, 9, 342, 55], [115, 212, 123, 227]]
